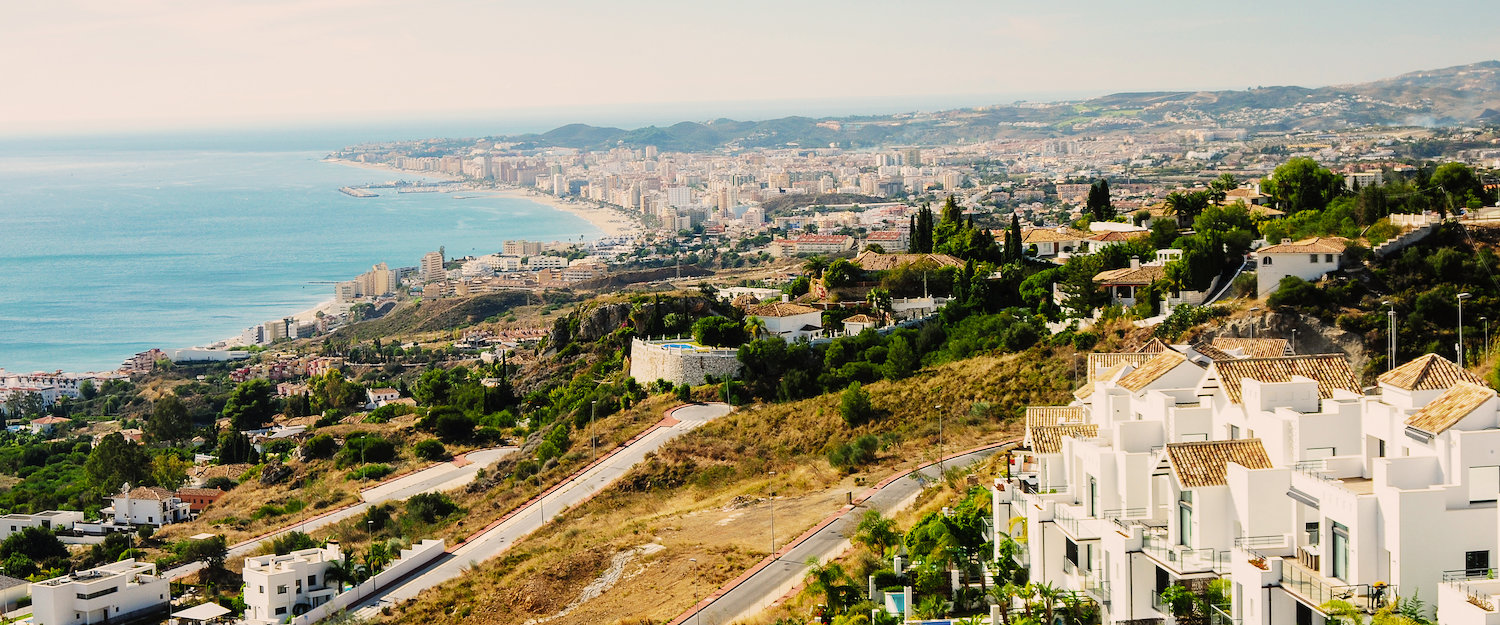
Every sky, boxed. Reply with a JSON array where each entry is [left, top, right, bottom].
[[3, 0, 1499, 136]]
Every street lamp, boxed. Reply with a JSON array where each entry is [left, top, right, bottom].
[[1484, 317, 1490, 361], [1459, 292, 1473, 364], [368, 519, 377, 592], [768, 471, 777, 556], [1248, 307, 1261, 338], [1384, 301, 1396, 370], [935, 403, 945, 480], [590, 400, 598, 457]]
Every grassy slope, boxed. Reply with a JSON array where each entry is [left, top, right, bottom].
[[379, 349, 1076, 625]]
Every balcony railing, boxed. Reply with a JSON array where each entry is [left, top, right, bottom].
[[1279, 557, 1397, 613], [1233, 534, 1290, 552], [1053, 504, 1100, 540], [1443, 568, 1499, 583], [1142, 531, 1231, 574], [1208, 604, 1240, 625], [1081, 568, 1110, 603]]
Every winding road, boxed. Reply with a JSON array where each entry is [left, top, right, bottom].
[[671, 441, 1015, 625], [347, 403, 734, 618]]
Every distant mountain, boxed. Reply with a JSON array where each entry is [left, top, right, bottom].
[[497, 61, 1500, 151]]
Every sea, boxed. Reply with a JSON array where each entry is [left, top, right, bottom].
[[0, 132, 603, 373]]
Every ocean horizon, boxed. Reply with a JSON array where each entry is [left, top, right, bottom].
[[0, 135, 602, 373]]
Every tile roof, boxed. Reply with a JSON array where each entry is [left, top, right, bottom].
[[1378, 354, 1486, 391], [1024, 406, 1087, 429], [1075, 365, 1125, 400], [746, 302, 822, 318], [123, 486, 175, 501], [1213, 354, 1362, 405], [1022, 227, 1088, 243], [1405, 381, 1496, 435], [1256, 236, 1348, 254], [792, 234, 855, 244], [1165, 439, 1273, 488], [30, 416, 70, 425], [1087, 353, 1156, 383], [1029, 423, 1100, 454], [0, 575, 24, 591], [1088, 230, 1149, 242], [1211, 338, 1291, 358], [1190, 341, 1235, 362], [842, 314, 878, 324], [850, 251, 964, 271], [175, 488, 225, 497], [1139, 338, 1175, 354], [1117, 351, 1197, 393], [1094, 264, 1167, 286]]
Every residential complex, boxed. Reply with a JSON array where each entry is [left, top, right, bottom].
[[999, 342, 1500, 624], [242, 543, 342, 624], [30, 560, 169, 625]]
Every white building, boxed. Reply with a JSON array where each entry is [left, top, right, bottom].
[[999, 347, 1500, 625], [745, 302, 823, 341], [101, 486, 191, 527], [1021, 227, 1089, 258], [242, 543, 342, 624], [1253, 237, 1347, 297], [0, 510, 83, 539], [30, 560, 169, 625], [365, 388, 400, 409], [525, 256, 567, 269]]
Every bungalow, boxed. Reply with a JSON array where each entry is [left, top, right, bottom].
[[1093, 260, 1167, 309], [102, 485, 191, 527], [746, 302, 824, 341], [841, 314, 881, 335], [1253, 236, 1348, 297], [366, 388, 400, 409], [1021, 227, 1089, 258], [175, 488, 225, 513], [28, 415, 71, 435]]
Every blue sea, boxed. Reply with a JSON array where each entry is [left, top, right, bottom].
[[0, 136, 602, 373]]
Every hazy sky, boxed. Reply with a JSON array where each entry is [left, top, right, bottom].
[[4, 0, 1498, 135]]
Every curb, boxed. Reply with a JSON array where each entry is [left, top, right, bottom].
[[666, 437, 1019, 625]]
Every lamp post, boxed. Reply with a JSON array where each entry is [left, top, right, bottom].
[[1459, 292, 1473, 364], [1292, 329, 1298, 354], [590, 400, 598, 457], [1484, 317, 1490, 361], [1384, 301, 1396, 370], [936, 404, 945, 480], [368, 519, 377, 592], [768, 471, 777, 556]]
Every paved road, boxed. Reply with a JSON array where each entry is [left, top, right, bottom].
[[349, 403, 734, 618], [165, 447, 514, 579], [677, 444, 1010, 625]]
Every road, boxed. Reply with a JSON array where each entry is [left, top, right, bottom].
[[165, 447, 514, 580], [675, 443, 1011, 625], [348, 403, 734, 618]]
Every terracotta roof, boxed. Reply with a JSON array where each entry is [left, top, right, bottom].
[[1094, 264, 1167, 286], [1024, 406, 1087, 429], [1088, 230, 1149, 242], [1022, 227, 1088, 244], [792, 234, 855, 244], [842, 314, 878, 324], [865, 231, 906, 241], [1117, 351, 1197, 393], [1405, 381, 1496, 435], [1190, 341, 1235, 361], [1165, 439, 1273, 488], [1212, 338, 1291, 358], [1213, 354, 1361, 405], [175, 488, 225, 498], [1087, 353, 1155, 383], [746, 302, 822, 318], [30, 416, 70, 425], [1378, 354, 1486, 391], [1139, 338, 1175, 354], [1256, 236, 1348, 255], [850, 251, 964, 271], [123, 486, 175, 501], [1029, 423, 1100, 454]]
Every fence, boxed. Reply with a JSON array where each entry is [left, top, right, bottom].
[[288, 539, 446, 625]]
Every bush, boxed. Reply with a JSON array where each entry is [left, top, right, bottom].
[[269, 531, 317, 555], [404, 492, 458, 524], [433, 412, 476, 442], [675, 384, 691, 402], [840, 382, 875, 427], [202, 476, 237, 491], [347, 464, 393, 481], [301, 434, 337, 460], [414, 439, 449, 462], [340, 435, 396, 466], [826, 435, 880, 471], [365, 403, 415, 424], [691, 316, 748, 347]]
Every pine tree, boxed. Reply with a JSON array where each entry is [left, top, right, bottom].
[[908, 216, 919, 253], [1087, 179, 1114, 221], [1007, 214, 1023, 261]]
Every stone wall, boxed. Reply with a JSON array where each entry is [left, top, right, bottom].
[[628, 338, 742, 387]]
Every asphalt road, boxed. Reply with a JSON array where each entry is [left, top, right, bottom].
[[348, 403, 734, 618], [678, 444, 1008, 625], [164, 447, 514, 580]]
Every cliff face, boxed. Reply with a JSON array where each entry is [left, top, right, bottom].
[[1205, 311, 1371, 379]]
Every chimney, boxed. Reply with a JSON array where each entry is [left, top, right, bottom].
[[1129, 256, 1140, 270], [1281, 238, 1292, 244]]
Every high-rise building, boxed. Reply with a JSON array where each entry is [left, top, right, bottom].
[[355, 262, 395, 297], [420, 250, 445, 283], [502, 240, 544, 256]]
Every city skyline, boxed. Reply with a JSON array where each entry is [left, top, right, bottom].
[[4, 0, 1499, 136]]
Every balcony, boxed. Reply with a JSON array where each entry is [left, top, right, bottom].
[[1052, 504, 1101, 540], [1141, 528, 1230, 575], [1278, 556, 1395, 613], [1081, 568, 1111, 604]]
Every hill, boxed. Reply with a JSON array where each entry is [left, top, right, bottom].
[[495, 61, 1500, 150]]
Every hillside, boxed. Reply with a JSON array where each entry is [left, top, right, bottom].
[[495, 61, 1500, 150]]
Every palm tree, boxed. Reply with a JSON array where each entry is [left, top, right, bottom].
[[987, 583, 1020, 625], [853, 510, 900, 557], [865, 287, 894, 325], [802, 255, 829, 278], [915, 594, 948, 619], [803, 557, 852, 616], [363, 542, 392, 576], [325, 557, 357, 592], [743, 316, 767, 340], [1032, 581, 1061, 624]]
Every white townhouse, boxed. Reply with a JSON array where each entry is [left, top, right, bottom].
[[101, 485, 191, 527], [0, 510, 84, 540], [745, 302, 823, 342], [30, 560, 169, 625], [1253, 237, 1348, 297], [243, 542, 342, 624]]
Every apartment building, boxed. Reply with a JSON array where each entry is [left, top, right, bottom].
[[0, 510, 83, 540], [1000, 344, 1500, 624], [31, 560, 169, 625], [243, 543, 342, 624]]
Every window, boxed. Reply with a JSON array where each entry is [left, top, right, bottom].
[[276, 607, 287, 615], [278, 585, 287, 594], [1326, 254, 1334, 263], [1331, 522, 1350, 581], [1263, 257, 1273, 266], [1065, 538, 1079, 568], [1470, 466, 1500, 503], [1468, 550, 1491, 577], [1377, 439, 1386, 458], [309, 575, 317, 587], [1088, 476, 1098, 517], [1310, 254, 1319, 263], [1179, 490, 1194, 547], [1228, 425, 1240, 440]]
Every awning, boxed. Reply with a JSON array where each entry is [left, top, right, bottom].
[[171, 603, 231, 621]]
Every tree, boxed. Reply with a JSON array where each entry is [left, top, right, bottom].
[[1432, 162, 1490, 217], [865, 287, 893, 323], [839, 382, 875, 427], [364, 541, 394, 575], [1086, 179, 1113, 221], [803, 556, 855, 616], [743, 316, 767, 340], [222, 379, 275, 431], [414, 439, 449, 461], [150, 453, 190, 491], [910, 203, 935, 253], [853, 510, 900, 556], [326, 556, 358, 592], [1006, 214, 1023, 262], [692, 316, 749, 347], [1163, 190, 1210, 228], [823, 258, 859, 289], [78, 380, 97, 401], [802, 255, 830, 278], [86, 433, 150, 494], [217, 429, 260, 465], [302, 433, 337, 459], [883, 336, 918, 380], [177, 535, 228, 572], [3, 391, 45, 419], [146, 395, 192, 443], [0, 526, 68, 578], [1209, 173, 1239, 204], [1261, 157, 1344, 214]]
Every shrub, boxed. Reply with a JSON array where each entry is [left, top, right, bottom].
[[301, 434, 337, 460], [839, 382, 875, 427], [826, 435, 880, 471], [365, 403, 415, 424], [202, 476, 237, 491], [414, 440, 449, 462], [340, 435, 396, 466], [433, 412, 476, 442], [404, 492, 458, 524], [268, 531, 317, 555], [675, 384, 691, 402], [347, 464, 393, 481]]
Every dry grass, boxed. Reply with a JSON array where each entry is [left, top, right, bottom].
[[377, 349, 1071, 625]]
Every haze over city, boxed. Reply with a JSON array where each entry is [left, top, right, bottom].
[[5, 0, 1500, 134]]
